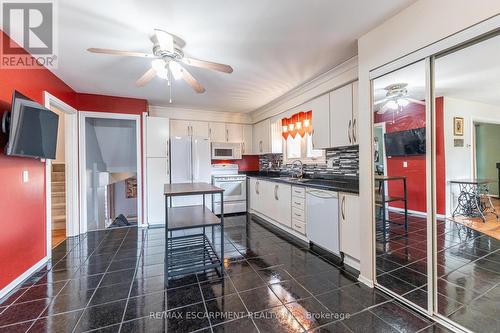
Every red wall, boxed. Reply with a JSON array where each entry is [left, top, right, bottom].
[[0, 31, 77, 291], [0, 31, 148, 291], [374, 98, 445, 215], [211, 155, 260, 171]]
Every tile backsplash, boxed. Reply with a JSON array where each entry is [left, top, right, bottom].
[[259, 145, 359, 178]]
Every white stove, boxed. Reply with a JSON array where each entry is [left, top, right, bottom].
[[211, 164, 247, 214]]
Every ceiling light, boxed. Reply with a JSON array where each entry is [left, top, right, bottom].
[[397, 98, 409, 107], [169, 61, 183, 80], [151, 59, 168, 79], [385, 100, 398, 110]]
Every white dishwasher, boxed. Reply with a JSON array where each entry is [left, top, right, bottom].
[[306, 189, 340, 256]]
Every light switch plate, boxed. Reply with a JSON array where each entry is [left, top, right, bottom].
[[23, 170, 29, 183], [403, 161, 408, 168]]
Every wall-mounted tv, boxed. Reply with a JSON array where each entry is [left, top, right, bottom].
[[2, 91, 59, 159], [384, 127, 426, 156]]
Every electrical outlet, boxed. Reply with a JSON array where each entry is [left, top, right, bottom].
[[23, 170, 29, 183], [403, 161, 408, 168]]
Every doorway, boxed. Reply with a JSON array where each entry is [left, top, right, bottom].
[[44, 92, 79, 252], [79, 112, 142, 233]]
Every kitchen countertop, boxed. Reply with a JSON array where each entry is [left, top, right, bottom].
[[244, 172, 359, 194]]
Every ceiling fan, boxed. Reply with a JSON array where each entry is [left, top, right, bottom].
[[87, 29, 233, 100], [375, 83, 425, 115]]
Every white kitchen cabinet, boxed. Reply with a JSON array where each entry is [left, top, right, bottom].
[[146, 116, 170, 158], [351, 81, 359, 144], [209, 122, 226, 142], [242, 124, 253, 154], [270, 183, 291, 227], [189, 120, 208, 138], [339, 192, 360, 260], [171, 120, 209, 138], [249, 178, 262, 212], [253, 119, 271, 154], [226, 123, 243, 143], [146, 158, 169, 226], [310, 93, 330, 149], [330, 83, 354, 147], [170, 119, 191, 137]]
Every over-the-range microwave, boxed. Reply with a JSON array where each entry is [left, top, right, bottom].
[[211, 142, 242, 160]]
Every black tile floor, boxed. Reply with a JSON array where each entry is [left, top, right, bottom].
[[376, 211, 500, 332], [0, 214, 451, 333]]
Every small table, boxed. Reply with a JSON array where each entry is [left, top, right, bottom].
[[374, 175, 408, 231], [450, 179, 498, 222], [164, 183, 225, 285]]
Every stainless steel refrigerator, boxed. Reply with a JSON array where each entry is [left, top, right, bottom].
[[170, 134, 211, 207]]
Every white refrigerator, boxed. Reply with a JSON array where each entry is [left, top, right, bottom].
[[145, 116, 170, 226], [170, 134, 211, 207]]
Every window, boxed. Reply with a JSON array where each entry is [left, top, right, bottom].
[[285, 134, 324, 161]]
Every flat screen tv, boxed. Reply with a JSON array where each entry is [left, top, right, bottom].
[[384, 127, 426, 156], [3, 91, 59, 159]]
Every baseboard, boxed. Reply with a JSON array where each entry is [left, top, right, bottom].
[[0, 256, 48, 299], [358, 274, 374, 288]]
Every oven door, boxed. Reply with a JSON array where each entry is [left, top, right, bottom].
[[213, 179, 247, 202]]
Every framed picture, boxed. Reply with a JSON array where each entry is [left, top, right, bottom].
[[125, 178, 137, 199], [454, 117, 464, 136]]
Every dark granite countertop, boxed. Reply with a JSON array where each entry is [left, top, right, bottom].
[[241, 171, 359, 194]]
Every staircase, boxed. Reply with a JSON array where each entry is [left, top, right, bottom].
[[51, 163, 66, 231]]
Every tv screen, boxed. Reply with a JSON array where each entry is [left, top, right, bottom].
[[5, 91, 59, 159], [384, 128, 426, 156]]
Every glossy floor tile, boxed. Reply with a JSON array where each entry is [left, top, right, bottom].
[[0, 214, 470, 332], [376, 210, 500, 332]]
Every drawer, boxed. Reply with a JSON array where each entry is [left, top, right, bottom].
[[292, 186, 305, 198], [292, 219, 306, 235], [292, 207, 305, 222], [291, 197, 305, 210]]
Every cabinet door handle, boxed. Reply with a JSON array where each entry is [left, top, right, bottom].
[[352, 118, 357, 143], [242, 142, 245, 154], [274, 185, 279, 200], [259, 141, 262, 153], [256, 181, 259, 194], [348, 120, 352, 144], [294, 212, 301, 217], [341, 196, 346, 220], [226, 129, 229, 142], [209, 127, 212, 138]]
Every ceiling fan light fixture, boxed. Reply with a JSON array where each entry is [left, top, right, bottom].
[[397, 98, 409, 107], [385, 100, 399, 110], [169, 61, 183, 80]]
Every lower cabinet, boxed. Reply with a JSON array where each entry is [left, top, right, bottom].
[[339, 192, 360, 260], [248, 178, 291, 228]]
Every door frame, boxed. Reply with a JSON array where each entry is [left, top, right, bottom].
[[44, 92, 79, 256], [78, 111, 142, 233]]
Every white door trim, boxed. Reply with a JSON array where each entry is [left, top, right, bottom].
[[78, 111, 143, 233], [141, 112, 149, 228], [43, 92, 79, 257]]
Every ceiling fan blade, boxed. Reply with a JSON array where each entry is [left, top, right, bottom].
[[154, 29, 174, 53], [179, 65, 205, 93], [407, 98, 426, 105], [136, 68, 157, 87], [182, 57, 233, 74], [374, 98, 388, 106], [87, 48, 157, 58], [377, 105, 389, 115]]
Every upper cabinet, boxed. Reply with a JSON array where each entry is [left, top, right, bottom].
[[171, 120, 209, 138], [226, 123, 243, 143], [242, 125, 253, 155], [146, 116, 170, 158], [209, 122, 226, 142], [310, 94, 330, 149], [330, 84, 354, 148], [253, 119, 271, 154]]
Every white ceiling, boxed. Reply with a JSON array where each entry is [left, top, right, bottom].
[[52, 0, 416, 113], [373, 33, 500, 108]]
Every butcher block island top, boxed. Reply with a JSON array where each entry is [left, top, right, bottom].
[[164, 182, 224, 196]]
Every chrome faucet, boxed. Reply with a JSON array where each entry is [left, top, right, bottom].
[[291, 160, 304, 179]]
